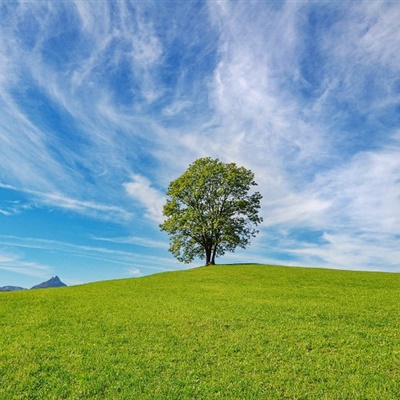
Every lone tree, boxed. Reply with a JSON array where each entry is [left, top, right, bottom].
[[160, 157, 263, 265]]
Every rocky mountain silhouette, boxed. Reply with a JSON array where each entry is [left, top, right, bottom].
[[0, 286, 27, 292], [1, 276, 67, 292], [31, 276, 67, 289]]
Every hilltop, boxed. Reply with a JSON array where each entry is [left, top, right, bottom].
[[0, 265, 399, 399]]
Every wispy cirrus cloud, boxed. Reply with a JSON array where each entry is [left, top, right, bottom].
[[127, 267, 142, 277], [0, 202, 31, 217], [0, 1, 216, 224], [1, 2, 165, 204], [123, 174, 165, 223], [199, 1, 400, 271], [313, 141, 400, 234], [286, 231, 400, 273], [0, 183, 132, 221], [91, 235, 168, 249], [0, 235, 176, 273], [0, 249, 54, 280]]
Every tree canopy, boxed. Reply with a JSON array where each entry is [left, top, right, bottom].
[[160, 157, 263, 265]]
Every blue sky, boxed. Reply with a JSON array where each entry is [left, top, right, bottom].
[[1, 1, 399, 287]]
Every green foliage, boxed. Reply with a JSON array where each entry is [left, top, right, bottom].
[[160, 157, 263, 265], [1, 265, 399, 399]]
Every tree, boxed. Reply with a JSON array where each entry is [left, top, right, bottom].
[[160, 157, 263, 265]]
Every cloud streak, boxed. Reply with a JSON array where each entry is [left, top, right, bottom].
[[0, 234, 179, 283], [0, 249, 54, 280], [124, 174, 165, 223]]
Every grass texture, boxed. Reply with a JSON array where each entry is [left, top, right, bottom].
[[1, 265, 399, 399]]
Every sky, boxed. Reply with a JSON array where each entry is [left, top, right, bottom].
[[1, 1, 399, 288]]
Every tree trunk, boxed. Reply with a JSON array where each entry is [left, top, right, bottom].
[[205, 242, 216, 265], [205, 246, 212, 265], [211, 243, 217, 265], [211, 252, 216, 265]]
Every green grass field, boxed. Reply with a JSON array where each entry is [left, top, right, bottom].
[[1, 265, 399, 399]]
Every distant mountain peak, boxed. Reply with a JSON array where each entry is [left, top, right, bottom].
[[31, 276, 67, 289], [0, 285, 27, 292]]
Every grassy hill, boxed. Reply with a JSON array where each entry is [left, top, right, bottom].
[[1, 264, 399, 399]]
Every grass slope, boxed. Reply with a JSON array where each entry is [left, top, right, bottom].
[[1, 265, 399, 399]]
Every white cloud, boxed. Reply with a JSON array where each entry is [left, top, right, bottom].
[[0, 184, 133, 222], [203, 1, 327, 181], [127, 267, 141, 276], [291, 232, 400, 273], [0, 209, 12, 216], [0, 235, 176, 272], [0, 201, 31, 217], [263, 195, 331, 228], [163, 100, 192, 116], [0, 250, 54, 279], [124, 174, 165, 223], [0, 1, 167, 211], [332, 3, 400, 71], [39, 192, 133, 221], [199, 2, 400, 272], [313, 142, 400, 235], [91, 235, 168, 249]]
